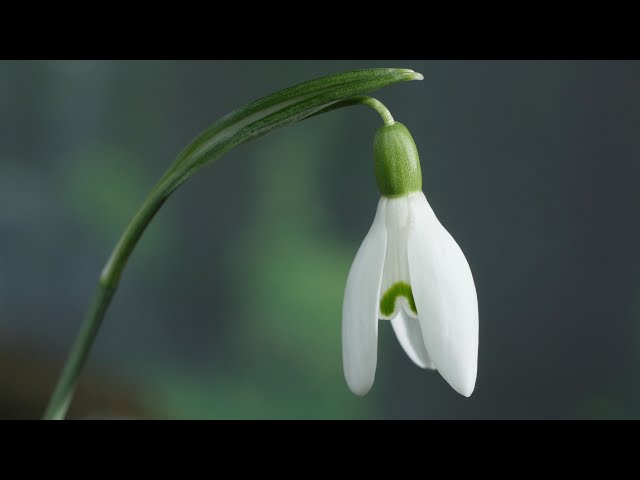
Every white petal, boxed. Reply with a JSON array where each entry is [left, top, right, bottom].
[[407, 192, 478, 397], [379, 196, 417, 320], [390, 310, 436, 370], [342, 198, 388, 396]]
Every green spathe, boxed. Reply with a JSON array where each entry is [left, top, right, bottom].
[[380, 281, 417, 317], [374, 122, 422, 197]]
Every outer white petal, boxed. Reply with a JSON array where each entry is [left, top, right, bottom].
[[390, 310, 436, 370], [407, 192, 478, 397], [342, 198, 387, 396]]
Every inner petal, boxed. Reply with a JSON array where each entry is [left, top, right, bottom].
[[379, 196, 417, 320], [391, 310, 436, 370]]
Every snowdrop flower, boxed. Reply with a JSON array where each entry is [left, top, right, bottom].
[[342, 122, 478, 397]]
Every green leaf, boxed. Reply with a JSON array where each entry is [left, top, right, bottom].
[[159, 68, 423, 194]]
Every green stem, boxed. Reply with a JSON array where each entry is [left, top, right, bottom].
[[41, 68, 422, 419], [42, 189, 167, 420], [309, 96, 395, 125], [42, 284, 115, 420]]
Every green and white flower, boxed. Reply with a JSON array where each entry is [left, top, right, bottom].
[[342, 122, 478, 397]]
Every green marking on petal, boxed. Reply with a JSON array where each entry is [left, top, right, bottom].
[[380, 281, 417, 317]]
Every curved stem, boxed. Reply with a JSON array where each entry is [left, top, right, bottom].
[[352, 97, 395, 125], [41, 69, 421, 419], [308, 96, 395, 125]]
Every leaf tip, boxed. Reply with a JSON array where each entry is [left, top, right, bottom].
[[396, 68, 424, 81]]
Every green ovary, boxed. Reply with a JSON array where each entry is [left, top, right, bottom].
[[380, 282, 417, 317]]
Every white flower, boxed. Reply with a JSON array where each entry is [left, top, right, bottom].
[[342, 122, 478, 397]]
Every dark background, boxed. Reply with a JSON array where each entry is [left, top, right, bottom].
[[1, 60, 638, 419]]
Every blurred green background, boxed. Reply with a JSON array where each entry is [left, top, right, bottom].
[[1, 60, 639, 419]]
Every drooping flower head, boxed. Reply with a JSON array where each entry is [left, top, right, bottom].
[[342, 121, 478, 397]]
